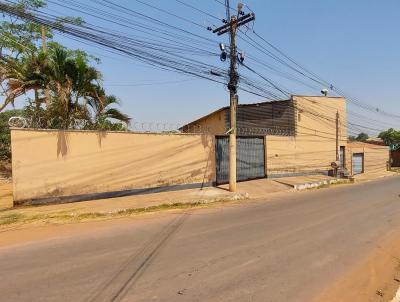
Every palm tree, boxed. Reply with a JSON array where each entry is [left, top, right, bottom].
[[0, 52, 48, 112], [86, 95, 131, 131], [44, 48, 94, 128], [0, 46, 130, 129]]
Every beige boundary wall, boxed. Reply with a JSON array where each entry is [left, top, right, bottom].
[[347, 142, 389, 175], [11, 129, 215, 204]]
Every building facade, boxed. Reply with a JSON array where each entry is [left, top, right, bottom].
[[181, 95, 348, 180]]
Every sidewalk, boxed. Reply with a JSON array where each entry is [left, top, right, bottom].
[[0, 177, 294, 230], [352, 170, 398, 182], [0, 171, 397, 230], [220, 178, 293, 198], [0, 184, 247, 228]]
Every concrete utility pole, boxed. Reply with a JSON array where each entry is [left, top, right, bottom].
[[336, 111, 340, 162], [213, 3, 255, 192]]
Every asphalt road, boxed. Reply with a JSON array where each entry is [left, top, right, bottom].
[[1, 176, 400, 302]]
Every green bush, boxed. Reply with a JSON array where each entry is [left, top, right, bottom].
[[0, 109, 23, 161]]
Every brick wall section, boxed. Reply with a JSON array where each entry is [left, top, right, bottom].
[[234, 100, 295, 136], [181, 100, 295, 136]]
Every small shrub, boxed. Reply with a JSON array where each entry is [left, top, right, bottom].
[[0, 109, 24, 161]]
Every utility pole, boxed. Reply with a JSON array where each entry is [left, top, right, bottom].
[[213, 3, 255, 192], [41, 25, 51, 106], [336, 110, 340, 162]]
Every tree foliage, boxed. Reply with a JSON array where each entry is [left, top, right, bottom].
[[0, 109, 23, 161], [2, 47, 131, 130], [356, 132, 369, 142], [0, 0, 130, 132], [0, 0, 47, 58], [378, 128, 400, 149], [0, 0, 131, 160], [85, 95, 130, 131], [349, 132, 369, 142]]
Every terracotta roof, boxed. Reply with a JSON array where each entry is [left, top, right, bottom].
[[347, 141, 389, 149]]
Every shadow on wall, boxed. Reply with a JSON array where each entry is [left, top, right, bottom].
[[96, 131, 108, 148], [49, 140, 198, 184], [48, 132, 215, 191], [57, 131, 69, 158], [57, 131, 108, 158], [200, 134, 215, 189]]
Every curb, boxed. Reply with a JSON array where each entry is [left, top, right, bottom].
[[160, 192, 250, 208], [293, 179, 351, 190]]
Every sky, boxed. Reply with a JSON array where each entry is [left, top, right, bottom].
[[8, 0, 400, 131]]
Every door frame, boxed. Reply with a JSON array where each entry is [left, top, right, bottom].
[[352, 152, 364, 175]]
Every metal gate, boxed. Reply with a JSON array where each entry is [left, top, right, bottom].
[[352, 153, 364, 175], [215, 136, 265, 184]]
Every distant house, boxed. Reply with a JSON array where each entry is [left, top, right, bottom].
[[365, 137, 385, 145], [364, 138, 399, 167], [347, 141, 389, 175]]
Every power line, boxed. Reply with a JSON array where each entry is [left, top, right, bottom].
[[3, 0, 396, 136], [104, 79, 197, 87], [244, 27, 400, 122], [174, 0, 220, 21]]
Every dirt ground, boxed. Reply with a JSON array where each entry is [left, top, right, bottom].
[[314, 231, 400, 302], [0, 160, 11, 177], [0, 179, 12, 211], [0, 160, 12, 211]]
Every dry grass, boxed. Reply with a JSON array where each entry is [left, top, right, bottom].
[[0, 180, 13, 211], [391, 167, 400, 173], [0, 199, 242, 230], [0, 171, 247, 230], [0, 160, 11, 179], [0, 213, 24, 226]]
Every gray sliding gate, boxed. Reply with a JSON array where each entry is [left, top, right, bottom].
[[215, 136, 265, 184]]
